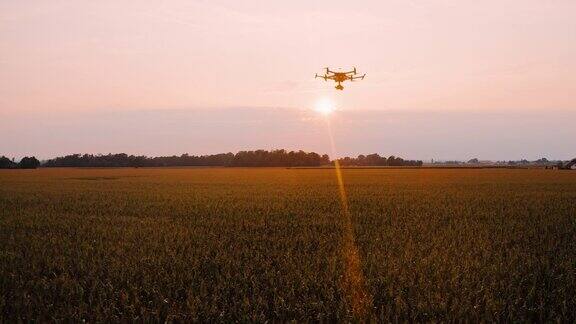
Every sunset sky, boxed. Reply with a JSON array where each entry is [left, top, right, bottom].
[[1, 0, 575, 160]]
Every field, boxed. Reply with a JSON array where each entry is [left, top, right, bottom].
[[1, 167, 576, 321]]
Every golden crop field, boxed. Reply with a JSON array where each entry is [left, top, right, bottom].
[[1, 167, 576, 321]]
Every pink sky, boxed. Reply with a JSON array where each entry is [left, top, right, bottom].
[[1, 0, 575, 159]]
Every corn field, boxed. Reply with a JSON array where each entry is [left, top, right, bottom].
[[1, 167, 575, 321]]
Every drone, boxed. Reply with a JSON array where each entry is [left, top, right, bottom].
[[315, 67, 365, 90]]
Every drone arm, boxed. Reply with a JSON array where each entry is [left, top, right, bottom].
[[351, 74, 366, 79], [349, 74, 366, 81], [325, 68, 336, 75], [316, 74, 335, 81]]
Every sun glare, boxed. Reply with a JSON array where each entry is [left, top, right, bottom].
[[314, 98, 336, 116]]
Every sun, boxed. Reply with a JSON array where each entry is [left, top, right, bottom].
[[314, 97, 336, 116]]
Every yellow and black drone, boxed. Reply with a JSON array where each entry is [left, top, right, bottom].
[[315, 67, 366, 90]]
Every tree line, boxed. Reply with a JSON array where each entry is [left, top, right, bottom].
[[335, 153, 423, 167], [41, 150, 331, 167], [1, 150, 423, 168]]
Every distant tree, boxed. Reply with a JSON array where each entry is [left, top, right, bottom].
[[18, 156, 40, 169], [365, 153, 382, 166], [0, 156, 17, 169]]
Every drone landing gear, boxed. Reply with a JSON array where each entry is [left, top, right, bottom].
[[335, 83, 344, 90]]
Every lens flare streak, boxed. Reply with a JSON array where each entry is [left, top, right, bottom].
[[325, 120, 372, 319]]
